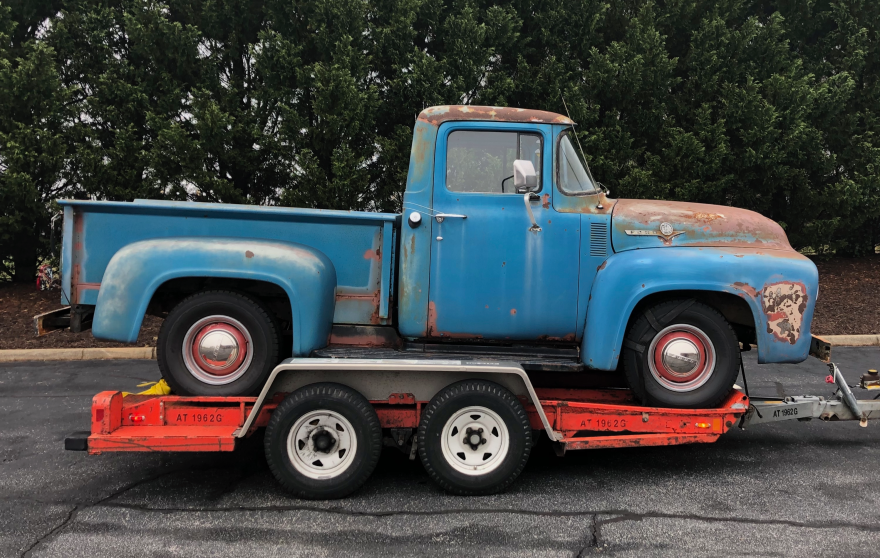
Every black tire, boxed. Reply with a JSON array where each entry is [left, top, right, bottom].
[[418, 380, 532, 495], [622, 299, 740, 409], [264, 383, 382, 499], [157, 290, 280, 396]]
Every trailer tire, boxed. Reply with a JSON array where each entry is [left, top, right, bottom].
[[264, 383, 382, 499], [157, 290, 279, 396], [418, 380, 531, 495], [623, 299, 739, 409]]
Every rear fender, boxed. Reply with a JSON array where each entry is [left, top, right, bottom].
[[92, 238, 337, 355], [581, 247, 819, 370]]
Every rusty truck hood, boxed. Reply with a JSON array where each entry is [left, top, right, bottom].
[[610, 199, 792, 252]]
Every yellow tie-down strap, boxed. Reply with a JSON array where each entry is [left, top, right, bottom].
[[122, 379, 172, 397]]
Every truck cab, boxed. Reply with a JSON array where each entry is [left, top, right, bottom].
[[45, 105, 819, 410]]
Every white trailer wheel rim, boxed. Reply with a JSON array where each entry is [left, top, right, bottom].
[[440, 406, 509, 476], [286, 410, 357, 480]]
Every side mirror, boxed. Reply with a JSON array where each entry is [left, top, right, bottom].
[[513, 160, 537, 192]]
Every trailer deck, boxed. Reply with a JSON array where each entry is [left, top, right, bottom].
[[72, 386, 749, 454], [67, 358, 877, 456]]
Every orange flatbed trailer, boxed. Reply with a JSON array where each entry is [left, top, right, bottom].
[[65, 357, 879, 498], [79, 387, 748, 454]]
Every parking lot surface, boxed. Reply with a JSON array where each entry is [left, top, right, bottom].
[[3, 347, 880, 557]]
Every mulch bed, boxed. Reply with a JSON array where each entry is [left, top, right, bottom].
[[0, 283, 162, 350], [811, 254, 880, 335], [0, 254, 877, 349]]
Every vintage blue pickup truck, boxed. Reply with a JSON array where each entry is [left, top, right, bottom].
[[48, 105, 819, 411]]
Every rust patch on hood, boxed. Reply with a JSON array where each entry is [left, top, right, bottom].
[[762, 281, 808, 344], [418, 105, 573, 127], [612, 199, 792, 251]]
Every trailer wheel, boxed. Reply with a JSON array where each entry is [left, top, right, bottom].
[[418, 380, 531, 495], [157, 290, 279, 396], [264, 383, 382, 499], [623, 299, 739, 409]]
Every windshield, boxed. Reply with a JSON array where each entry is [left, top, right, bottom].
[[557, 130, 597, 195]]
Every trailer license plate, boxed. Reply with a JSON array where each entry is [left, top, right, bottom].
[[166, 408, 241, 426]]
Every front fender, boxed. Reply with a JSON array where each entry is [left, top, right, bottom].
[[581, 247, 819, 370], [92, 238, 337, 356]]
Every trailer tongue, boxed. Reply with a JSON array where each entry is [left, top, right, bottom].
[[65, 355, 878, 498]]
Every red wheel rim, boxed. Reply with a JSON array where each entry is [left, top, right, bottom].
[[182, 315, 254, 385], [190, 322, 248, 376], [647, 325, 716, 392]]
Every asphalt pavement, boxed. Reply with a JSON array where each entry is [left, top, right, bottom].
[[3, 347, 880, 557]]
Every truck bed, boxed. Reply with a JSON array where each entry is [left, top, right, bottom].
[[59, 199, 399, 327]]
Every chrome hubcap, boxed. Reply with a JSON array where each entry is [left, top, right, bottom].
[[662, 338, 700, 376], [647, 324, 716, 392], [182, 315, 253, 385]]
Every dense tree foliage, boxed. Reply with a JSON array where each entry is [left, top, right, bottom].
[[1, 0, 879, 281]]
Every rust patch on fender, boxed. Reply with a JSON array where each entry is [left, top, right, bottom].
[[731, 282, 758, 298], [245, 250, 254, 259], [762, 281, 808, 344], [597, 260, 607, 271]]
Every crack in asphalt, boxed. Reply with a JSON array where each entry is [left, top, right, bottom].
[[14, 467, 880, 556], [575, 514, 600, 557], [19, 505, 79, 558], [81, 500, 880, 534], [17, 463, 220, 557]]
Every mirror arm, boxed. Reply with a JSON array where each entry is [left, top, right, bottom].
[[501, 175, 514, 193], [523, 193, 542, 233]]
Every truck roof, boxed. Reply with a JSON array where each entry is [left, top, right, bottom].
[[417, 105, 573, 127]]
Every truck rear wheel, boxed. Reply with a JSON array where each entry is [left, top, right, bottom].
[[622, 299, 740, 409], [157, 290, 280, 396], [418, 380, 532, 495], [264, 383, 382, 499]]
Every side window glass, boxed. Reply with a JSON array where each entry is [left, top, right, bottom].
[[558, 133, 596, 195], [446, 131, 542, 193]]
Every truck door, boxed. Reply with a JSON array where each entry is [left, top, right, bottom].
[[427, 122, 581, 341]]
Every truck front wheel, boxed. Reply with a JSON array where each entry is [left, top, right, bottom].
[[622, 299, 740, 409], [157, 290, 280, 396], [418, 380, 532, 495]]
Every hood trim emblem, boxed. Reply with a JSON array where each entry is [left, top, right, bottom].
[[625, 222, 686, 241]]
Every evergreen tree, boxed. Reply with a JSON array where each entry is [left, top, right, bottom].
[[0, 1, 67, 282], [1, 0, 879, 282]]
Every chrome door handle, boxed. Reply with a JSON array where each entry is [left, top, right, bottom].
[[434, 213, 467, 223], [524, 193, 542, 232], [434, 214, 466, 241]]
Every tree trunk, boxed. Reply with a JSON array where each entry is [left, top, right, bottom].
[[10, 225, 39, 284]]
